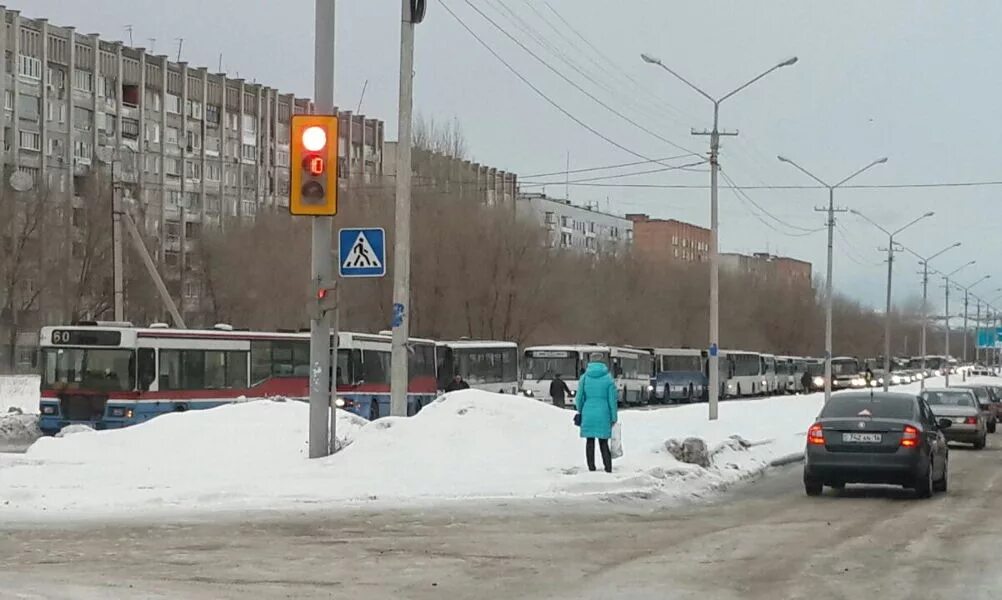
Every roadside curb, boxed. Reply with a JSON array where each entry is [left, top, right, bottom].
[[769, 452, 805, 467]]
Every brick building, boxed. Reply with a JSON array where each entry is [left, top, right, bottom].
[[626, 213, 710, 263], [720, 252, 812, 287]]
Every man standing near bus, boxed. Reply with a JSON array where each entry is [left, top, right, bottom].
[[445, 374, 470, 393], [549, 373, 572, 408]]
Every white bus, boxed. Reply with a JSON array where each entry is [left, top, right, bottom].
[[522, 344, 654, 405], [720, 350, 766, 398], [761, 354, 779, 394], [436, 341, 519, 394]]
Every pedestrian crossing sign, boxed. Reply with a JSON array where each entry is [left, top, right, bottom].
[[338, 228, 386, 278]]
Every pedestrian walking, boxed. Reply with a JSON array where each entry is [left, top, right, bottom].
[[575, 352, 618, 473], [444, 374, 470, 393], [800, 370, 812, 394], [549, 373, 572, 408]]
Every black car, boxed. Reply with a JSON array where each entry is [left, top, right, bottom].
[[804, 392, 950, 498]]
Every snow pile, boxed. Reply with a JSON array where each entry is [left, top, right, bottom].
[[0, 378, 955, 520], [0, 413, 42, 453], [0, 375, 39, 414]]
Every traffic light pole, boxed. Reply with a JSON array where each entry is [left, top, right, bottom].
[[390, 0, 417, 418], [309, 0, 335, 458]]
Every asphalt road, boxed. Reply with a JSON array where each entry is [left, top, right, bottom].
[[3, 437, 1002, 600]]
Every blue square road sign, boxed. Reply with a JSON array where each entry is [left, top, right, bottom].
[[338, 228, 386, 278]]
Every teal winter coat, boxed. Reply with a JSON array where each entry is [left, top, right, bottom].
[[575, 362, 619, 439]]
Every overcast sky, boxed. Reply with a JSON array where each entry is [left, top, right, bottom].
[[15, 0, 1002, 314]]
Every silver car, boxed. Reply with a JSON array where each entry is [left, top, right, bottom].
[[920, 388, 987, 449]]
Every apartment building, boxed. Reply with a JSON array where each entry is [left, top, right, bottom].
[[720, 252, 813, 287], [516, 192, 632, 254], [0, 6, 384, 368], [384, 142, 518, 206], [626, 213, 710, 264]]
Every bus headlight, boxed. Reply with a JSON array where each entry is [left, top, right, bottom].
[[109, 407, 135, 419], [522, 390, 534, 397], [40, 404, 58, 415], [813, 376, 825, 387], [334, 397, 345, 408], [647, 385, 654, 392]]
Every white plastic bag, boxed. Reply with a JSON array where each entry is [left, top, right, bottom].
[[609, 421, 623, 459]]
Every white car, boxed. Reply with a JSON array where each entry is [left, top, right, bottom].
[[969, 366, 994, 377]]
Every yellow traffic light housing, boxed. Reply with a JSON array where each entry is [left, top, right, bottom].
[[289, 114, 339, 216]]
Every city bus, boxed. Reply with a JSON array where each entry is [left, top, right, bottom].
[[719, 350, 766, 398], [651, 348, 707, 403], [521, 344, 654, 405], [37, 323, 437, 433], [436, 340, 519, 394], [831, 356, 864, 389]]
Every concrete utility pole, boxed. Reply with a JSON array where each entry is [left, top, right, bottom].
[[942, 261, 976, 387], [955, 274, 991, 366], [850, 209, 933, 391], [777, 156, 886, 404], [904, 242, 959, 390], [641, 53, 796, 421], [390, 0, 424, 417], [309, 0, 336, 458]]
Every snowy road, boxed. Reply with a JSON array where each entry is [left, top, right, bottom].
[[4, 436, 1002, 599]]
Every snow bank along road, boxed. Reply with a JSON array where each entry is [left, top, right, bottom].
[[3, 434, 1001, 599]]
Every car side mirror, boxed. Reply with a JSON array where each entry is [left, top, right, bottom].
[[938, 418, 953, 430]]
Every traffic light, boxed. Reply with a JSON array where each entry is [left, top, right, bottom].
[[289, 114, 338, 216]]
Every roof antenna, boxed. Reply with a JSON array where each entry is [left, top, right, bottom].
[[356, 79, 368, 114], [124, 25, 134, 47], [175, 37, 184, 62]]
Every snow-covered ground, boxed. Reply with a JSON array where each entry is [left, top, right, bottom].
[[0, 375, 39, 414], [0, 375, 984, 522]]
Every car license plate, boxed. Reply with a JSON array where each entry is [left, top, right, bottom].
[[842, 433, 881, 443]]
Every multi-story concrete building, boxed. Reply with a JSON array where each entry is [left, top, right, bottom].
[[0, 6, 384, 368], [517, 192, 632, 254], [720, 252, 813, 287], [384, 143, 517, 206], [626, 213, 710, 264]]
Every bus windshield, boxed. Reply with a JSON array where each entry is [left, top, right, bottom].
[[659, 355, 701, 373], [831, 360, 858, 376], [525, 356, 579, 380], [42, 347, 136, 392], [454, 348, 518, 385]]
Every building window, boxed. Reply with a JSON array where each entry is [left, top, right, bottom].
[[73, 107, 93, 130], [18, 55, 42, 80], [122, 118, 140, 140], [47, 137, 64, 157], [241, 143, 255, 160], [544, 211, 555, 225], [145, 123, 161, 144], [46, 101, 66, 123], [242, 117, 256, 135], [184, 221, 200, 240], [205, 136, 221, 154], [145, 88, 162, 112], [560, 232, 572, 247], [205, 105, 220, 124], [166, 191, 183, 209], [165, 126, 180, 146], [588, 222, 596, 233], [187, 100, 203, 120], [47, 67, 66, 90], [185, 160, 201, 180], [165, 250, 180, 267], [560, 216, 570, 228], [185, 192, 201, 211], [73, 139, 92, 160], [585, 237, 595, 250], [165, 158, 182, 177], [165, 93, 182, 115], [227, 113, 238, 131], [4, 90, 12, 111], [183, 280, 200, 299], [18, 131, 40, 151], [186, 130, 201, 151], [122, 84, 140, 107], [275, 150, 289, 167], [205, 163, 221, 182], [74, 70, 94, 92], [145, 155, 160, 174]]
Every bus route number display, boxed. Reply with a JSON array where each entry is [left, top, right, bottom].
[[529, 350, 571, 358], [50, 330, 122, 346]]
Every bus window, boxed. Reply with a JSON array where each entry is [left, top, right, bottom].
[[250, 341, 271, 385], [226, 351, 248, 388], [407, 343, 437, 381], [205, 351, 227, 389], [138, 348, 156, 392], [360, 350, 391, 385]]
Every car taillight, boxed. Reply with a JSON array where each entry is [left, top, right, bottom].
[[900, 425, 919, 448], [965, 416, 978, 425], [808, 423, 825, 445]]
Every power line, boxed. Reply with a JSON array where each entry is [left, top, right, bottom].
[[521, 153, 698, 178], [720, 170, 821, 233], [520, 159, 708, 187], [529, 179, 1002, 190], [720, 172, 824, 238], [453, 0, 701, 158]]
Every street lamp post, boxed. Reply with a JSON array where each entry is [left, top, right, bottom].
[[641, 53, 797, 421], [955, 275, 991, 365], [904, 243, 960, 390], [776, 156, 887, 404], [943, 261, 977, 386], [850, 210, 934, 391]]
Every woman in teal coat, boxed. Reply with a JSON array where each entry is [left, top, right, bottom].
[[575, 353, 619, 473]]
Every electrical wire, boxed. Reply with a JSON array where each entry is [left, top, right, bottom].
[[520, 153, 699, 179], [452, 0, 701, 158], [835, 223, 884, 267], [720, 170, 824, 234], [519, 159, 708, 187], [523, 180, 1002, 190]]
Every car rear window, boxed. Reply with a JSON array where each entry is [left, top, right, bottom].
[[820, 396, 916, 419], [922, 391, 976, 407]]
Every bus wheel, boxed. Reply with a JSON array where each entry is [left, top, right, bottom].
[[174, 403, 188, 412]]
